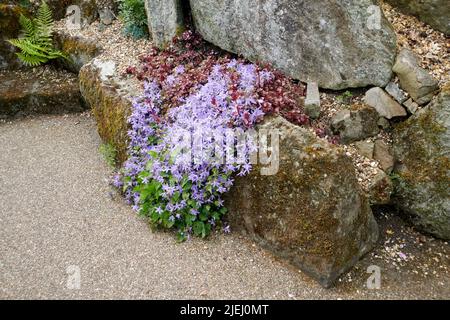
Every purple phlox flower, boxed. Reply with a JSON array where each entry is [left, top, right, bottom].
[[174, 65, 185, 75], [223, 225, 231, 234], [166, 203, 175, 212], [216, 198, 224, 207], [165, 75, 177, 87], [250, 107, 265, 123]]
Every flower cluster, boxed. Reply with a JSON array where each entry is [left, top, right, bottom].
[[117, 30, 315, 240], [117, 58, 272, 241], [126, 30, 308, 125]]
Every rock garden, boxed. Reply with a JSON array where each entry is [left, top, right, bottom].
[[0, 0, 449, 297]]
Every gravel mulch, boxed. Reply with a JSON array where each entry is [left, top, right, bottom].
[[381, 1, 450, 85]]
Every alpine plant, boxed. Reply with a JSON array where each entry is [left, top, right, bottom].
[[116, 30, 309, 241]]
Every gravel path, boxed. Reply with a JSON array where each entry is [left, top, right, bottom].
[[0, 114, 449, 299]]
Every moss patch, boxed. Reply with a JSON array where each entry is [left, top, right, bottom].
[[79, 64, 131, 165]]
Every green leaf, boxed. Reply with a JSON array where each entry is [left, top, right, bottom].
[[203, 223, 212, 238], [193, 221, 204, 236], [177, 232, 187, 243]]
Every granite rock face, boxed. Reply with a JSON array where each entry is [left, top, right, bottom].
[[145, 0, 184, 48], [393, 82, 450, 240], [189, 0, 397, 89], [385, 0, 450, 35], [226, 116, 379, 288]]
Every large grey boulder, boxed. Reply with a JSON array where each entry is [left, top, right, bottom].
[[393, 82, 450, 240], [385, 0, 450, 35], [145, 0, 184, 48], [189, 0, 397, 89], [393, 49, 439, 105], [226, 116, 379, 288]]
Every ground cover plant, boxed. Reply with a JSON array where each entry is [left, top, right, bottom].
[[118, 0, 148, 39], [115, 30, 316, 241]]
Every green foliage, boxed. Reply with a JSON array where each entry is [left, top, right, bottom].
[[118, 0, 149, 40], [389, 172, 409, 194], [18, 0, 32, 8], [99, 143, 117, 168], [7, 0, 68, 67], [133, 151, 228, 242], [336, 90, 354, 104]]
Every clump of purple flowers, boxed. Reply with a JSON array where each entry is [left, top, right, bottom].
[[115, 59, 272, 241]]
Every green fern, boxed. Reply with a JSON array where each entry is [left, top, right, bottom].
[[7, 0, 68, 67]]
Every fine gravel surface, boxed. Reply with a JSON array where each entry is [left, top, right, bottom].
[[0, 114, 449, 299]]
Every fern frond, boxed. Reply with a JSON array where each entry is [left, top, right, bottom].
[[16, 52, 48, 67], [35, 1, 54, 40], [7, 0, 66, 67], [47, 49, 69, 61], [7, 38, 50, 59], [18, 14, 36, 40]]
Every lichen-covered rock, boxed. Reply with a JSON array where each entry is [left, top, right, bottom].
[[393, 82, 450, 240], [0, 68, 85, 117], [385, 0, 450, 35], [79, 59, 136, 164], [189, 0, 396, 89], [226, 116, 379, 288], [54, 31, 102, 73], [393, 49, 439, 105], [144, 0, 184, 48], [331, 104, 380, 144]]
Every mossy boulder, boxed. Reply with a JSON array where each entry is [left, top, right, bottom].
[[393, 82, 450, 240], [226, 116, 379, 288], [0, 4, 30, 69], [79, 59, 136, 165], [54, 31, 101, 73], [0, 68, 86, 117]]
